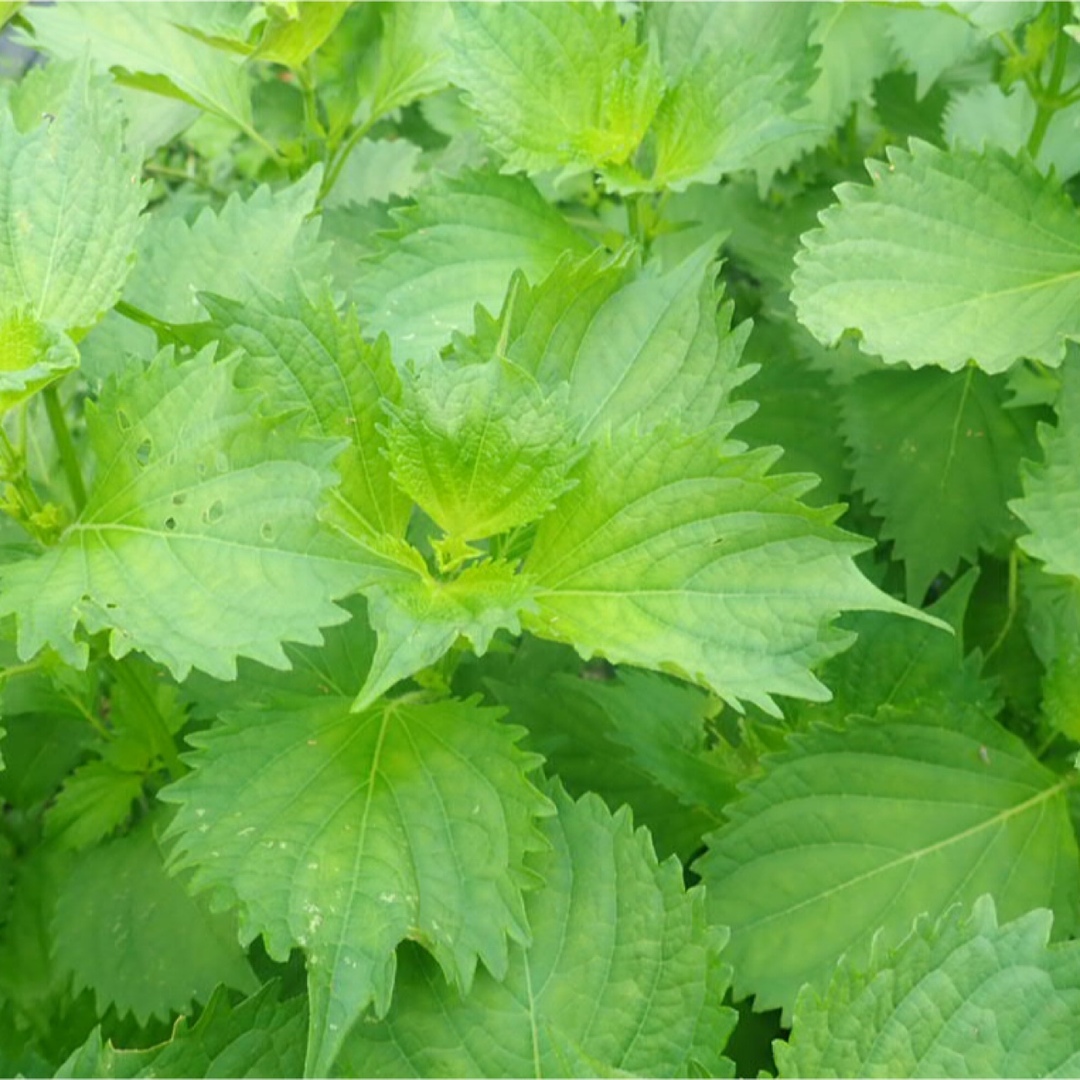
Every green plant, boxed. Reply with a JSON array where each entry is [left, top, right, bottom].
[[1, 2, 1080, 1077]]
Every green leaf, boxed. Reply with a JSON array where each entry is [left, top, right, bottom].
[[44, 760, 144, 852], [885, 5, 981, 99], [793, 141, 1080, 372], [487, 648, 740, 861], [351, 170, 592, 364], [630, 4, 818, 191], [0, 711, 87, 810], [0, 313, 79, 413], [523, 424, 927, 715], [696, 704, 1080, 1017], [254, 2, 347, 68], [365, 2, 453, 119], [123, 169, 328, 326], [161, 694, 552, 1077], [450, 2, 662, 176], [0, 61, 147, 332], [788, 569, 996, 728], [22, 2, 255, 135], [0, 347, 377, 680], [356, 556, 536, 710], [1012, 361, 1080, 579], [778, 895, 1080, 1078], [385, 356, 577, 543], [336, 784, 735, 1079], [474, 247, 753, 442], [52, 813, 257, 1025], [203, 280, 412, 543], [57, 982, 307, 1079], [842, 366, 1040, 601]]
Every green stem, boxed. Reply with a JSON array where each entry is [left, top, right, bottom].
[[1027, 3, 1072, 157], [319, 112, 376, 204], [43, 384, 87, 514], [984, 546, 1020, 663]]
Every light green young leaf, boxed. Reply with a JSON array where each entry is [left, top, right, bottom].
[[778, 896, 1080, 1078], [523, 424, 926, 715], [0, 347, 385, 681], [450, 2, 662, 176], [57, 982, 307, 1080], [0, 313, 79, 414], [0, 61, 147, 332], [842, 365, 1040, 601], [630, 4, 818, 191], [203, 280, 412, 543], [885, 5, 981, 98], [52, 813, 257, 1025], [21, 2, 255, 135], [162, 695, 551, 1077], [336, 784, 735, 1079], [365, 2, 453, 120], [385, 356, 577, 542], [793, 141, 1080, 372], [254, 2, 347, 68], [356, 557, 536, 711], [1012, 361, 1080, 578], [351, 170, 592, 364], [466, 247, 753, 442], [697, 704, 1079, 1017], [124, 169, 328, 325]]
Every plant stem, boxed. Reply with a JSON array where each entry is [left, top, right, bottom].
[[1028, 2, 1072, 157], [984, 546, 1020, 663], [43, 384, 87, 514], [106, 657, 186, 780], [319, 113, 375, 204]]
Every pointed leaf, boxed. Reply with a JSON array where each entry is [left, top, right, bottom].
[[778, 896, 1080, 1078], [57, 982, 307, 1079], [474, 247, 753, 442], [1012, 360, 1080, 578], [793, 141, 1080, 372], [0, 347, 381, 680], [123, 170, 328, 325], [450, 2, 662, 176], [366, 2, 453, 118], [44, 759, 144, 852], [203, 280, 412, 542], [22, 2, 254, 134], [52, 814, 257, 1025], [385, 356, 577, 542], [697, 704, 1080, 1017], [842, 365, 1040, 601], [0, 61, 147, 331], [523, 424, 927, 714], [161, 694, 552, 1077], [357, 557, 536, 710], [337, 784, 735, 1078], [351, 170, 592, 363], [254, 3, 347, 69]]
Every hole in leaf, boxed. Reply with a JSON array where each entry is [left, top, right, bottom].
[[196, 462, 207, 477], [116, 409, 131, 432], [164, 517, 176, 531], [135, 438, 152, 467], [202, 499, 224, 525], [172, 493, 186, 506], [260, 521, 274, 541]]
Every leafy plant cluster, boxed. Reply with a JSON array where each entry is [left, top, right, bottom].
[[1, 2, 1080, 1077]]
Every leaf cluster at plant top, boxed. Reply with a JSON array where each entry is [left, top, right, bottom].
[[1, 2, 1080, 1078]]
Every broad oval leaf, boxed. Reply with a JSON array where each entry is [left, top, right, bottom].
[[697, 704, 1080, 1016], [778, 896, 1080, 1078], [0, 347, 382, 680], [792, 141, 1080, 372], [336, 784, 735, 1079], [523, 424, 925, 715], [161, 694, 552, 1077], [52, 813, 257, 1025]]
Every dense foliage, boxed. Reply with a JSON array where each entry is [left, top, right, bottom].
[[2, 2, 1080, 1076]]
